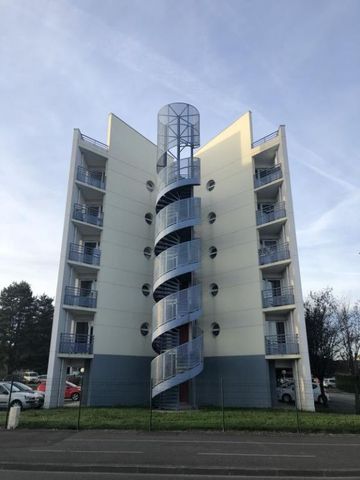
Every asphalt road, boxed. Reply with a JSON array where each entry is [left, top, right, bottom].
[[1, 429, 360, 477]]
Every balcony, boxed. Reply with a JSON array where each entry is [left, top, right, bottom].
[[265, 334, 299, 356], [254, 165, 282, 189], [80, 132, 109, 151], [259, 242, 290, 266], [59, 333, 94, 355], [72, 203, 103, 227], [76, 166, 105, 190], [262, 285, 294, 308], [68, 243, 101, 267], [256, 202, 286, 226], [252, 130, 279, 148], [64, 286, 97, 309]]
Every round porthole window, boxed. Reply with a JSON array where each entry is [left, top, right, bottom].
[[140, 322, 149, 336], [146, 180, 155, 192], [144, 247, 152, 259], [145, 212, 153, 225], [142, 283, 151, 296], [211, 322, 220, 337], [208, 212, 216, 224], [206, 179, 216, 191], [209, 246, 217, 259], [210, 283, 219, 296]]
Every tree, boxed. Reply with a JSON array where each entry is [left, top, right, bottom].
[[304, 288, 339, 404], [0, 281, 53, 375], [337, 301, 360, 413]]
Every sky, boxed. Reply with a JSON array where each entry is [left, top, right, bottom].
[[0, 0, 359, 301]]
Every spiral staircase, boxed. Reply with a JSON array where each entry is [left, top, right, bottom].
[[151, 103, 203, 409]]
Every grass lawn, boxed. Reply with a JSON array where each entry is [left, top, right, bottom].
[[1, 407, 360, 432]]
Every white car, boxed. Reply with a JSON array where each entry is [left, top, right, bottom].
[[323, 377, 336, 388], [277, 382, 329, 404], [0, 382, 37, 410], [22, 371, 40, 384]]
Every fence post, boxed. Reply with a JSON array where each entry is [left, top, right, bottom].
[[220, 377, 225, 432], [4, 375, 14, 430], [149, 381, 152, 432], [77, 370, 84, 430], [294, 387, 300, 433]]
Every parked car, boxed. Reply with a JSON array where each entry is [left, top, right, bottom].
[[9, 382, 44, 408], [323, 377, 336, 388], [277, 382, 329, 404], [23, 371, 40, 384], [37, 381, 81, 401], [38, 375, 47, 382], [0, 382, 37, 410]]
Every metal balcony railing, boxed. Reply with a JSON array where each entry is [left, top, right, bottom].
[[252, 130, 279, 148], [80, 132, 109, 151], [152, 285, 201, 334], [258, 242, 290, 265], [73, 203, 103, 227], [265, 334, 299, 355], [154, 239, 200, 284], [262, 285, 294, 308], [64, 286, 97, 309], [59, 333, 94, 355], [68, 243, 101, 266], [151, 334, 203, 388], [77, 166, 105, 190], [155, 197, 201, 240], [256, 201, 286, 226], [158, 157, 200, 193], [254, 164, 282, 188]]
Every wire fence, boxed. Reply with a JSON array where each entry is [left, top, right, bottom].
[[0, 374, 359, 431]]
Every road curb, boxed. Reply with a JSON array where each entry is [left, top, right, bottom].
[[1, 462, 360, 477]]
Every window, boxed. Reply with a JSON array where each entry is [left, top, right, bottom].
[[146, 180, 155, 192], [145, 213, 153, 225], [144, 247, 152, 259], [211, 322, 220, 337], [209, 246, 217, 259], [208, 212, 216, 224], [140, 322, 149, 336], [210, 283, 219, 296], [206, 179, 215, 191], [142, 284, 151, 296]]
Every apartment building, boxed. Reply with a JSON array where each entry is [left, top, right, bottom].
[[45, 103, 314, 411]]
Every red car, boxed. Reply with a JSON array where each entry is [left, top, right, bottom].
[[37, 381, 81, 401]]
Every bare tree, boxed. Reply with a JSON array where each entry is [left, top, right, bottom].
[[305, 288, 339, 405]]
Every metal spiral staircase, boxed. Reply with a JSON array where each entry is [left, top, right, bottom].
[[151, 103, 203, 410]]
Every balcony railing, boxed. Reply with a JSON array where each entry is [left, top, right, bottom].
[[258, 242, 290, 265], [265, 334, 299, 355], [262, 285, 294, 308], [73, 203, 103, 227], [256, 202, 286, 226], [154, 239, 201, 284], [80, 132, 109, 151], [77, 166, 105, 190], [68, 243, 101, 266], [254, 164, 282, 188], [64, 286, 97, 309], [252, 130, 279, 148], [158, 157, 200, 194], [155, 197, 201, 240], [59, 333, 94, 355]]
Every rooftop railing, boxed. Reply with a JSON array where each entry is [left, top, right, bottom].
[[256, 201, 286, 226], [252, 130, 279, 148], [59, 333, 94, 355], [265, 334, 299, 355], [254, 164, 282, 188], [73, 203, 103, 227], [64, 286, 97, 309], [262, 285, 294, 308], [258, 242, 290, 265], [68, 243, 101, 266], [80, 132, 109, 151], [77, 166, 106, 190]]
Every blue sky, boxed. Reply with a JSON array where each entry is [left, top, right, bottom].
[[1, 0, 359, 300]]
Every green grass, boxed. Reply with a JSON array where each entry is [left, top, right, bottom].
[[1, 407, 360, 433]]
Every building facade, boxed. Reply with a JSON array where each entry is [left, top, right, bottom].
[[45, 104, 314, 411]]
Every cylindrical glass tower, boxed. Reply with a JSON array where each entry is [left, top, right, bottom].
[[151, 103, 203, 409]]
